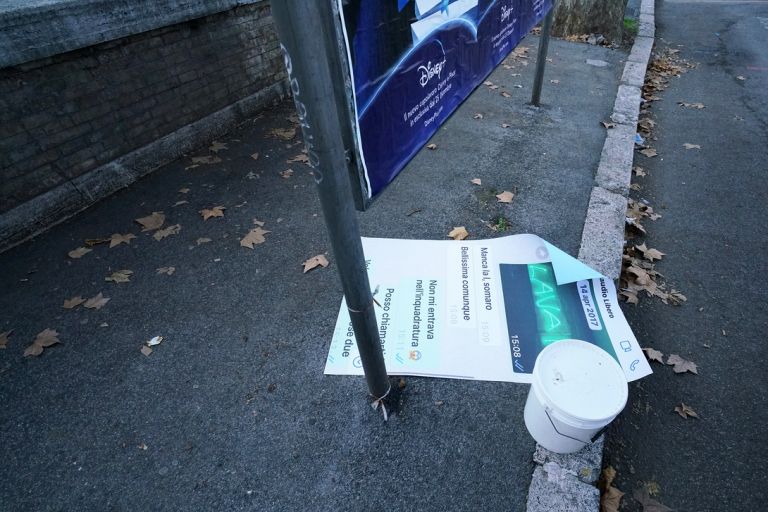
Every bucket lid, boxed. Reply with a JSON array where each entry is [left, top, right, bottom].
[[532, 339, 628, 429]]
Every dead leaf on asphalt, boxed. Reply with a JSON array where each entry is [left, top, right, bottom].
[[156, 267, 176, 275], [287, 153, 310, 165], [501, 123, 510, 128], [598, 466, 624, 512], [471, 178, 482, 185], [270, 127, 296, 140], [196, 237, 212, 245], [63, 296, 85, 309], [84, 292, 110, 309], [737, 75, 746, 81], [642, 347, 665, 364], [179, 187, 190, 194], [667, 354, 698, 374], [147, 336, 163, 346], [473, 113, 484, 119], [140, 345, 153, 357], [85, 237, 110, 247], [253, 219, 266, 227], [0, 330, 12, 349], [674, 403, 699, 420], [634, 488, 674, 511], [23, 328, 60, 357], [633, 166, 647, 177], [550, 79, 559, 84], [200, 206, 225, 220], [683, 143, 701, 150], [678, 101, 705, 109], [153, 224, 181, 241], [68, 247, 92, 259], [496, 191, 514, 203], [448, 227, 469, 241], [500, 91, 511, 98], [601, 120, 615, 129], [250, 152, 259, 160], [109, 233, 136, 248], [173, 200, 188, 207], [105, 269, 133, 283], [240, 227, 271, 248], [209, 141, 227, 153], [639, 148, 658, 158], [636, 243, 665, 262], [190, 155, 222, 165], [135, 212, 165, 232], [302, 254, 329, 273], [426, 143, 438, 150], [280, 169, 294, 179]]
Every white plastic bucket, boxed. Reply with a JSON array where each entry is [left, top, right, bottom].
[[524, 339, 628, 454]]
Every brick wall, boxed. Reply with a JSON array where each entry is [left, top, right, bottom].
[[0, 1, 285, 214]]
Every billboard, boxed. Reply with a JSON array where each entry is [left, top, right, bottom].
[[337, 0, 553, 202]]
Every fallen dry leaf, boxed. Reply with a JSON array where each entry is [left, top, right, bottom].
[[501, 123, 510, 128], [280, 169, 294, 179], [135, 212, 165, 232], [196, 237, 212, 245], [550, 79, 559, 84], [84, 292, 110, 310], [140, 346, 153, 357], [496, 191, 514, 203], [668, 289, 687, 305], [253, 218, 266, 227], [634, 487, 674, 511], [23, 328, 60, 357], [190, 155, 222, 165], [601, 121, 615, 129], [287, 153, 310, 165], [636, 243, 665, 262], [173, 200, 188, 207], [448, 227, 469, 241], [633, 166, 647, 177], [426, 143, 438, 150], [642, 347, 665, 364], [471, 178, 482, 185], [85, 237, 110, 247], [302, 254, 329, 273], [737, 75, 746, 81], [240, 227, 271, 248], [666, 354, 698, 374], [250, 152, 259, 160], [156, 267, 176, 275], [68, 247, 92, 259], [209, 141, 227, 153], [683, 143, 701, 150], [200, 206, 225, 220], [63, 296, 85, 309], [500, 91, 511, 98], [105, 269, 133, 283], [179, 187, 190, 194], [674, 403, 699, 420], [678, 101, 705, 109], [598, 466, 624, 512], [0, 330, 12, 349], [153, 224, 181, 241], [270, 127, 296, 140], [109, 233, 136, 248], [473, 113, 484, 119], [639, 148, 658, 158]]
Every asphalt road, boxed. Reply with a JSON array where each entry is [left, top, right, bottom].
[[605, 1, 768, 511]]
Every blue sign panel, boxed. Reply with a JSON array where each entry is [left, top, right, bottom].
[[338, 0, 553, 200]]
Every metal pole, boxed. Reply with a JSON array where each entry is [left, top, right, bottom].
[[270, 1, 390, 399], [531, 5, 555, 107]]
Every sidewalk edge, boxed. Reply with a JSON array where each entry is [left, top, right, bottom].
[[526, 1, 655, 510]]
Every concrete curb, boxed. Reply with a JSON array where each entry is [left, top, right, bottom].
[[0, 80, 288, 252], [526, 1, 655, 510]]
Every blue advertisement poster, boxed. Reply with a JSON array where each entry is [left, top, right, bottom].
[[338, 0, 553, 200]]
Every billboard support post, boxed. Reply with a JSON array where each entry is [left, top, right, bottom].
[[531, 5, 555, 107], [270, 1, 391, 401]]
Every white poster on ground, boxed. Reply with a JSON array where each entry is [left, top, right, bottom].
[[324, 235, 652, 383]]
